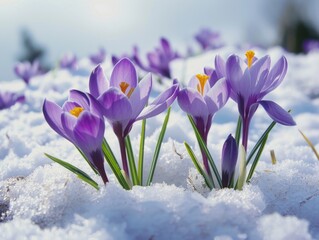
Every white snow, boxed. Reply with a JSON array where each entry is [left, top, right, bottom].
[[1, 47, 319, 239]]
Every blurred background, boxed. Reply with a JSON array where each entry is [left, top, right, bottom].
[[1, 0, 319, 81]]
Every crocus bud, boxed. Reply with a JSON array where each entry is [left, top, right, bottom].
[[221, 134, 238, 188]]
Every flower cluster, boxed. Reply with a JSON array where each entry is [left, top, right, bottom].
[[43, 50, 295, 191], [44, 58, 179, 189], [181, 50, 295, 189]]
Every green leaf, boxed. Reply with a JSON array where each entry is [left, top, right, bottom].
[[246, 134, 268, 182], [299, 129, 319, 161], [184, 142, 214, 189], [102, 139, 131, 190], [246, 120, 276, 165], [235, 145, 246, 190], [125, 135, 139, 185], [235, 116, 242, 146], [138, 119, 146, 185], [146, 107, 171, 186], [44, 153, 99, 190], [187, 115, 222, 188]]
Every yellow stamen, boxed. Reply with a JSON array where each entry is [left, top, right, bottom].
[[245, 50, 255, 68], [196, 73, 209, 95], [119, 82, 130, 94], [119, 81, 135, 98], [69, 107, 84, 117]]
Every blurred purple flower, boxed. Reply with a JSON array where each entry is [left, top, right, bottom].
[[133, 38, 180, 78], [195, 28, 223, 51], [60, 53, 77, 70], [14, 61, 41, 84], [178, 73, 229, 176], [303, 39, 319, 53], [89, 58, 179, 176], [221, 134, 238, 188], [226, 50, 296, 151], [0, 91, 25, 110], [43, 90, 108, 184], [89, 48, 106, 65], [112, 46, 139, 66]]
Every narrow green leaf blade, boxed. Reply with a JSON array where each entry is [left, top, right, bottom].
[[246, 120, 276, 165], [187, 115, 222, 188], [44, 153, 99, 190], [235, 116, 242, 146], [184, 142, 214, 189], [125, 135, 139, 185], [246, 134, 268, 182], [146, 107, 171, 186]]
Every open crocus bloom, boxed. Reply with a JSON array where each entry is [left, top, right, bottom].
[[226, 50, 296, 150], [89, 58, 179, 138], [178, 72, 229, 176], [43, 90, 108, 184], [14, 61, 41, 84], [178, 73, 229, 141], [0, 91, 25, 110]]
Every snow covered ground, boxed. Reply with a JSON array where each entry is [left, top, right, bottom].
[[1, 46, 319, 239]]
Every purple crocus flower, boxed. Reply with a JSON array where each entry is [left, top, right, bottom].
[[0, 91, 25, 110], [221, 134, 238, 188], [59, 53, 77, 70], [14, 61, 41, 84], [43, 90, 108, 184], [133, 38, 179, 78], [89, 58, 179, 176], [303, 39, 319, 53], [89, 48, 106, 65], [177, 73, 229, 176], [195, 28, 223, 51], [226, 50, 296, 151]]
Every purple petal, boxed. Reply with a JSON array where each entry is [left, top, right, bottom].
[[160, 38, 172, 57], [61, 112, 77, 141], [98, 88, 133, 121], [177, 88, 208, 119], [249, 55, 270, 92], [43, 99, 67, 139], [69, 90, 90, 109], [226, 55, 243, 98], [259, 100, 296, 126], [129, 73, 152, 120], [62, 101, 81, 112], [204, 78, 229, 115], [89, 65, 109, 98], [262, 56, 288, 95], [110, 58, 137, 89], [137, 83, 179, 120], [73, 111, 105, 153], [204, 67, 214, 76], [214, 55, 226, 78]]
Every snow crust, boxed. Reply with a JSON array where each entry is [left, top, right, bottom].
[[1, 48, 319, 239]]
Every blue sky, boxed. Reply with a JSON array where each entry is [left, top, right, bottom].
[[1, 0, 318, 80]]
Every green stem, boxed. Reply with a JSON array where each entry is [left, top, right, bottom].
[[138, 119, 146, 185]]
